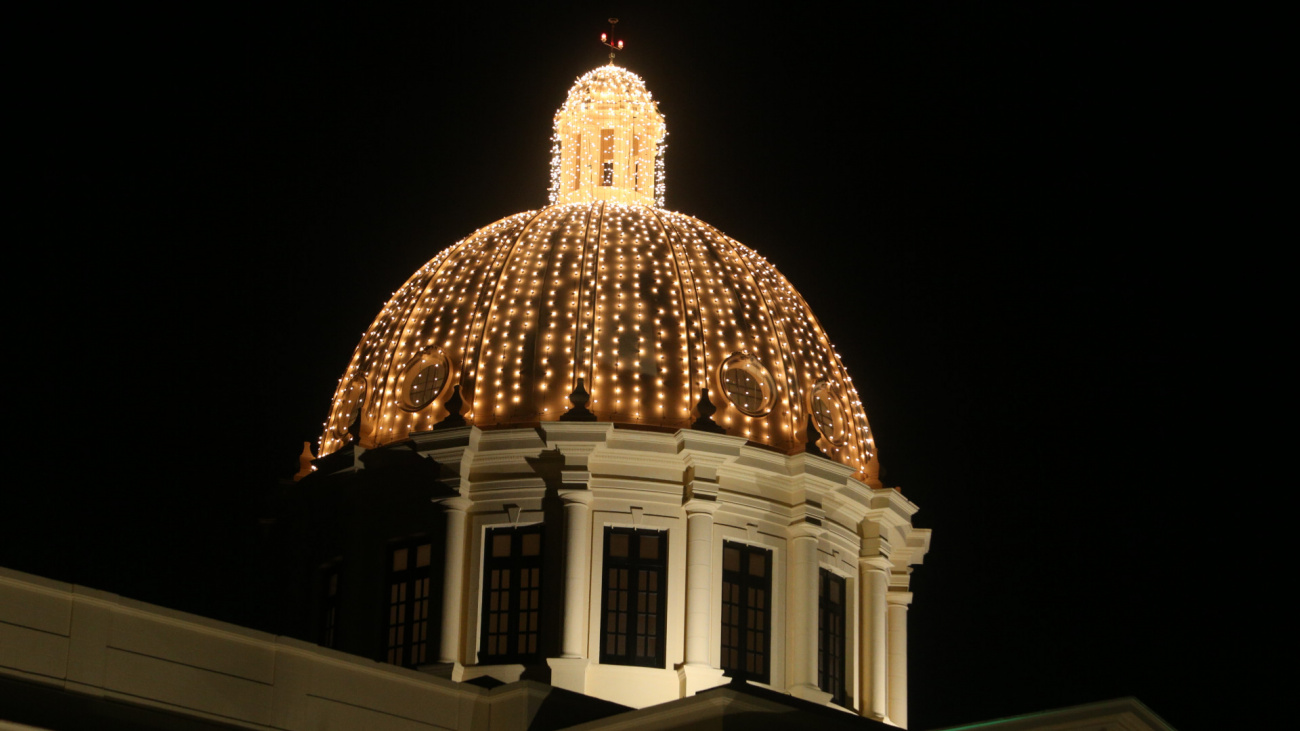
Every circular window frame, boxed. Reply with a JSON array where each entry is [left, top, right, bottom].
[[718, 352, 777, 417], [808, 378, 850, 447], [397, 349, 453, 412], [331, 377, 368, 437]]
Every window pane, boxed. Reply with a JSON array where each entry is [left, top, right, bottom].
[[724, 546, 740, 571], [493, 534, 512, 557], [639, 534, 658, 559]]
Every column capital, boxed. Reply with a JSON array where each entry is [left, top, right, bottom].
[[886, 591, 914, 607], [788, 521, 824, 540], [436, 496, 473, 512], [558, 488, 594, 506], [858, 555, 892, 572], [683, 497, 720, 515]]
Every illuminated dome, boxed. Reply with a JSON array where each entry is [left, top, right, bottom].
[[320, 65, 878, 481]]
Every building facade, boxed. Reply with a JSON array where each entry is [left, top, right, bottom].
[[287, 64, 931, 725]]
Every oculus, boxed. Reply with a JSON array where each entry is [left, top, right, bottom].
[[398, 350, 452, 411], [719, 353, 776, 417], [809, 378, 849, 447]]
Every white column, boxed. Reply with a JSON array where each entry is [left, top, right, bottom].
[[887, 592, 912, 728], [683, 499, 718, 666], [787, 524, 826, 701], [559, 489, 593, 658], [437, 497, 471, 664], [858, 556, 890, 720], [679, 499, 726, 695]]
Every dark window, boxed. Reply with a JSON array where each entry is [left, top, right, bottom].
[[721, 541, 772, 683], [819, 568, 847, 704], [601, 161, 615, 186], [386, 539, 432, 667], [480, 524, 543, 663], [319, 561, 340, 648], [601, 527, 668, 667]]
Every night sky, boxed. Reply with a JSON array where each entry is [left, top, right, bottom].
[[11, 4, 1209, 729]]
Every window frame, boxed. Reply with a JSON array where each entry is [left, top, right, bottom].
[[599, 527, 669, 668], [478, 524, 544, 665], [385, 537, 434, 667], [720, 540, 773, 683], [818, 567, 848, 705]]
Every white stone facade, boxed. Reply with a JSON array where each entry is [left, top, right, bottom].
[[362, 422, 933, 722]]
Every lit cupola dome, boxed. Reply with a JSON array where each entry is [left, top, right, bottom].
[[550, 65, 666, 207], [319, 64, 879, 483]]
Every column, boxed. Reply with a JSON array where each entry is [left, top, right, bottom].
[[437, 497, 471, 664], [787, 524, 827, 701], [558, 489, 593, 658], [858, 556, 890, 720], [887, 592, 912, 728], [683, 500, 718, 666], [679, 499, 726, 695]]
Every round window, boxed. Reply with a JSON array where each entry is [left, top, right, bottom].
[[808, 378, 849, 447], [331, 377, 367, 437], [399, 350, 452, 411], [719, 353, 776, 417]]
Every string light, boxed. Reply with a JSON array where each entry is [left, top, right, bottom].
[[319, 64, 876, 480]]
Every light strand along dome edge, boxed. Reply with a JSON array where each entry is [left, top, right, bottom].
[[319, 64, 880, 483]]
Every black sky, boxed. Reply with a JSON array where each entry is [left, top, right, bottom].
[[11, 4, 1210, 729]]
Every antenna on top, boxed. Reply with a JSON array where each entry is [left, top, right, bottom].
[[600, 18, 624, 64]]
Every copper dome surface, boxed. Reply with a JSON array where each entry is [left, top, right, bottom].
[[319, 67, 878, 480]]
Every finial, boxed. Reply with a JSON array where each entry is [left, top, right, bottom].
[[803, 414, 828, 458], [293, 441, 317, 481], [690, 388, 727, 434], [600, 18, 624, 64], [434, 384, 468, 429], [560, 377, 597, 421]]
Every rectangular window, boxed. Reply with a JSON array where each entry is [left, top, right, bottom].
[[633, 135, 642, 191], [480, 524, 543, 663], [319, 561, 340, 649], [721, 541, 772, 683], [818, 568, 847, 704], [600, 129, 615, 186], [386, 539, 432, 667], [600, 527, 668, 667]]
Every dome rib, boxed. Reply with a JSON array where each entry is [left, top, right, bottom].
[[467, 207, 548, 423], [653, 209, 707, 403]]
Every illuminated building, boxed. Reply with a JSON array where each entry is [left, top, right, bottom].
[[0, 56, 1172, 731], [304, 61, 929, 722]]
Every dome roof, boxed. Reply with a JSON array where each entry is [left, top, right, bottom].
[[558, 65, 657, 112], [319, 66, 879, 481]]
